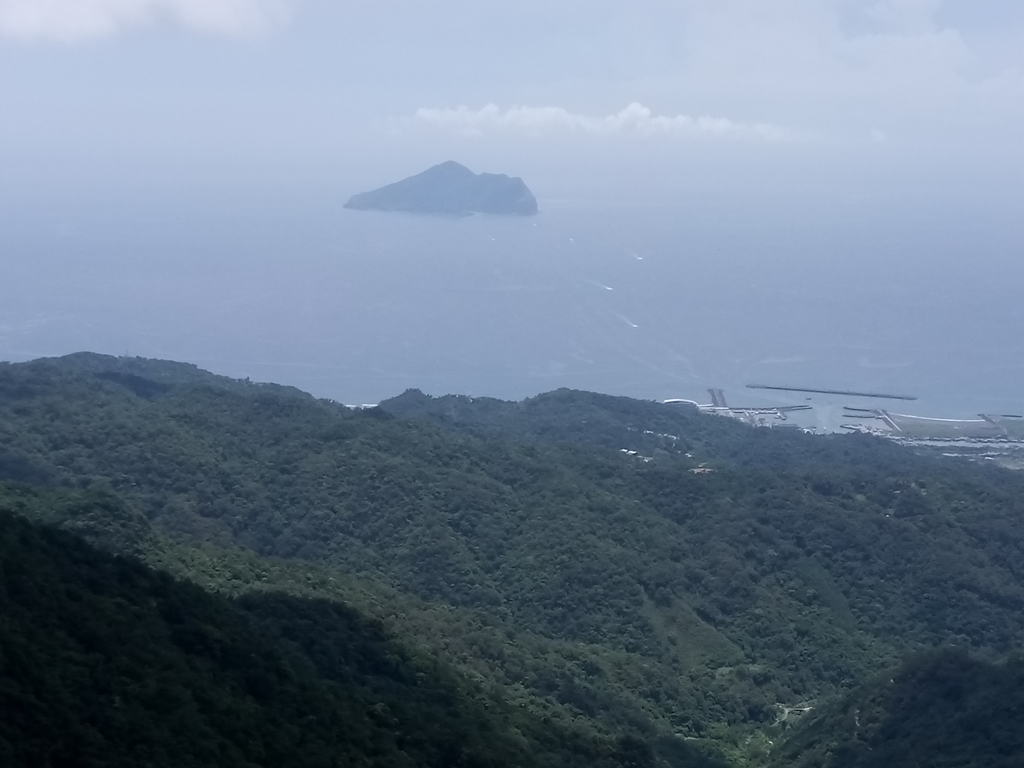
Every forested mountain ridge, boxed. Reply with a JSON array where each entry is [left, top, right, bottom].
[[767, 650, 1024, 768], [2, 353, 1024, 765], [0, 496, 678, 768], [379, 387, 959, 472]]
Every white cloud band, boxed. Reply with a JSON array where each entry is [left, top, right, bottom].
[[0, 0, 288, 41], [410, 103, 799, 142]]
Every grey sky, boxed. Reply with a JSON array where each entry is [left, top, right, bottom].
[[2, 1, 1022, 411], [1, 0, 1022, 215]]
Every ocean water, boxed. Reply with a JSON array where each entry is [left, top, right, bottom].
[[2, 192, 1021, 423]]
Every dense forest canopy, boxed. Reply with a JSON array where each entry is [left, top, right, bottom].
[[0, 503, 693, 768], [2, 353, 1022, 766], [767, 650, 1024, 768]]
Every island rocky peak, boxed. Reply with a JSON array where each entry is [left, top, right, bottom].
[[344, 161, 538, 216]]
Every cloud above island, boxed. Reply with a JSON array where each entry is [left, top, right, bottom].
[[407, 103, 802, 142], [0, 0, 289, 41]]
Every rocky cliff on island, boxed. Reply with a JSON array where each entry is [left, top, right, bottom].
[[344, 161, 538, 216]]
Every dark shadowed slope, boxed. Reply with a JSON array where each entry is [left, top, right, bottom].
[[0, 496, 689, 768], [344, 161, 538, 216], [771, 651, 1024, 768]]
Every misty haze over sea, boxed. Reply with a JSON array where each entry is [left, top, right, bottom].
[[2, 189, 1021, 424], [3, 1, 1022, 429]]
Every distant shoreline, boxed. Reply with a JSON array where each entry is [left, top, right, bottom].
[[747, 384, 918, 401]]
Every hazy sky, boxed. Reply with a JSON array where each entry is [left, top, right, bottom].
[[2, 1, 1022, 409], [1, 0, 1022, 215]]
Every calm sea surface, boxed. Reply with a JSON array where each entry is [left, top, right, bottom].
[[2, 193, 1021, 422]]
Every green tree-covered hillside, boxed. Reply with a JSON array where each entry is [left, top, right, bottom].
[[0, 503, 699, 768], [768, 650, 1024, 768], [2, 353, 1023, 762]]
